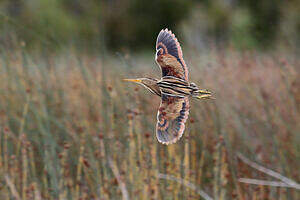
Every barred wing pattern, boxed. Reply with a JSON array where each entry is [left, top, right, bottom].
[[156, 94, 190, 144], [155, 29, 188, 81]]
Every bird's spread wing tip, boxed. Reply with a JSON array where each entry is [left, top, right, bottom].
[[155, 28, 188, 81]]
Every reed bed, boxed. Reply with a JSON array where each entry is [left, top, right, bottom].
[[0, 48, 299, 199]]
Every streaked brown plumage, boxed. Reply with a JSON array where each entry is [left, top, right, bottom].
[[124, 28, 212, 145]]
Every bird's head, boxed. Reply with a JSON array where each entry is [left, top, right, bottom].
[[123, 77, 161, 96]]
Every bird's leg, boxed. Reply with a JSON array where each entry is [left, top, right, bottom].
[[193, 89, 214, 99], [196, 89, 211, 94], [195, 94, 214, 99]]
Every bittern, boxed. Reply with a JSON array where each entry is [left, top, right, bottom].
[[124, 28, 212, 145]]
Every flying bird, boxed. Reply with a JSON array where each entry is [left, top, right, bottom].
[[124, 28, 212, 145]]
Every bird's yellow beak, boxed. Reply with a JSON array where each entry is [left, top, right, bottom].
[[123, 79, 142, 83]]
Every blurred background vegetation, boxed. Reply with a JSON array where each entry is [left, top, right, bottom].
[[0, 0, 299, 51], [0, 1, 299, 200]]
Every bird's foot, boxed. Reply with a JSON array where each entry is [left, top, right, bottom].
[[193, 89, 215, 99], [195, 94, 214, 99], [196, 89, 211, 94]]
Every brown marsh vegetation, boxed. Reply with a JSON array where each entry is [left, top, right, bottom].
[[0, 48, 299, 199]]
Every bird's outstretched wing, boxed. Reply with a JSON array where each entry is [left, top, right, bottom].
[[156, 94, 190, 145], [155, 28, 188, 81]]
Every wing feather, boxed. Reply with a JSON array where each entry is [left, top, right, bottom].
[[155, 28, 188, 81], [156, 94, 190, 145]]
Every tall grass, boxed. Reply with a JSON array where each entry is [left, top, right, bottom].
[[0, 48, 299, 199]]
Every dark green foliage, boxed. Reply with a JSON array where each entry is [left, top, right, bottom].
[[0, 0, 299, 50], [239, 0, 282, 48], [127, 0, 192, 50]]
